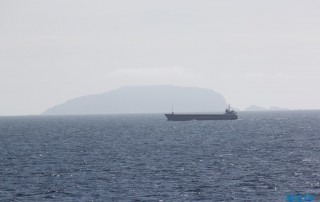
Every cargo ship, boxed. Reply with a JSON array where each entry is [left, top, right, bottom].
[[164, 105, 238, 121]]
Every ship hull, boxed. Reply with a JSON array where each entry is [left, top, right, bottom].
[[164, 113, 238, 121]]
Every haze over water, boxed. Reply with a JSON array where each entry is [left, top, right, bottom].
[[1, 111, 320, 201]]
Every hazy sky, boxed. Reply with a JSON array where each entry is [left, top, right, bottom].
[[1, 0, 320, 115]]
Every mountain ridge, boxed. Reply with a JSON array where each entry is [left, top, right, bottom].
[[42, 85, 227, 115]]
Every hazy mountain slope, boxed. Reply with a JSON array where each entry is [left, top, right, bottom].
[[42, 86, 227, 115]]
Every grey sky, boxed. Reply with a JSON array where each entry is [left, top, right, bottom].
[[1, 0, 320, 115]]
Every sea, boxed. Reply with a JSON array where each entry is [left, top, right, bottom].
[[1, 110, 320, 202]]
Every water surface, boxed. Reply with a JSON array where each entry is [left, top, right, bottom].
[[1, 111, 320, 201]]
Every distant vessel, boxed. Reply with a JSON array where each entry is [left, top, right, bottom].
[[164, 105, 238, 121]]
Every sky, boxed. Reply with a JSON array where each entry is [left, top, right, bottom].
[[1, 0, 320, 115]]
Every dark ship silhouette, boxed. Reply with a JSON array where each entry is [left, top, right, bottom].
[[164, 105, 238, 121]]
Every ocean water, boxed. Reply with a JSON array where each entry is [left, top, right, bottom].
[[1, 111, 320, 201]]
